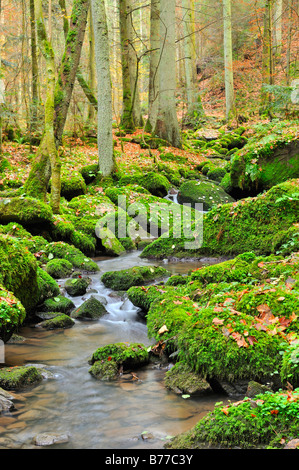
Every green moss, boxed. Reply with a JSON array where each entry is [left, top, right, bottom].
[[142, 180, 299, 259], [0, 234, 39, 311], [167, 388, 299, 449], [60, 170, 87, 200], [64, 277, 91, 296], [44, 241, 99, 272], [0, 366, 43, 391], [39, 294, 75, 314], [36, 267, 60, 304], [177, 179, 234, 211], [89, 342, 149, 378], [119, 171, 171, 197], [101, 265, 170, 291], [164, 362, 212, 395], [71, 296, 108, 320], [0, 196, 53, 229], [45, 259, 73, 279], [37, 314, 75, 330], [0, 286, 26, 343]]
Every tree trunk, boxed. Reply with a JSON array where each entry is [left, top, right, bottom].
[[25, 0, 61, 213], [127, 6, 143, 127], [119, 0, 135, 132], [29, 0, 39, 141], [87, 8, 96, 124], [91, 0, 115, 177], [54, 0, 90, 145], [223, 0, 235, 121], [146, 0, 160, 132], [182, 0, 204, 118], [261, 0, 274, 113], [273, 0, 283, 57], [154, 0, 181, 148]]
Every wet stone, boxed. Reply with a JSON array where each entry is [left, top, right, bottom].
[[32, 432, 70, 446]]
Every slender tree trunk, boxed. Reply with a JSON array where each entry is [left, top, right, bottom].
[[273, 0, 283, 57], [146, 0, 160, 132], [223, 0, 235, 121], [87, 8, 96, 124], [261, 0, 274, 112], [29, 0, 39, 145], [119, 0, 135, 132], [127, 6, 143, 127], [25, 0, 61, 213], [91, 0, 114, 176], [154, 0, 181, 148], [54, 0, 90, 145], [58, 0, 98, 114], [182, 0, 204, 118]]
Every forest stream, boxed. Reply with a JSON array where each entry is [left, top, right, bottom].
[[0, 250, 228, 450]]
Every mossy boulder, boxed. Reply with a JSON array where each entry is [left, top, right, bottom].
[[0, 196, 53, 229], [38, 294, 75, 314], [64, 277, 91, 296], [0, 366, 43, 391], [79, 164, 100, 184], [0, 286, 26, 343], [141, 179, 299, 259], [71, 296, 108, 320], [0, 234, 39, 312], [36, 267, 60, 304], [229, 121, 299, 197], [166, 388, 299, 449], [101, 266, 170, 291], [165, 362, 213, 396], [45, 259, 73, 279], [119, 172, 171, 197], [44, 241, 99, 272], [60, 170, 87, 200], [89, 342, 149, 381], [37, 314, 75, 330], [177, 179, 235, 211]]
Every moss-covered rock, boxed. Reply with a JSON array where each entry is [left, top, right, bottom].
[[119, 171, 171, 198], [36, 267, 60, 304], [71, 296, 108, 320], [44, 241, 99, 272], [101, 265, 170, 291], [45, 259, 73, 279], [79, 164, 100, 184], [0, 234, 39, 311], [0, 366, 43, 391], [37, 314, 75, 330], [0, 286, 26, 343], [177, 179, 235, 211], [229, 121, 299, 197], [60, 170, 87, 200], [141, 179, 299, 259], [165, 362, 213, 396], [38, 294, 75, 314], [0, 196, 53, 233], [89, 342, 149, 380], [64, 277, 91, 296], [166, 388, 299, 449]]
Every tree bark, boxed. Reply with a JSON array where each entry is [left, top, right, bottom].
[[146, 0, 160, 132], [54, 0, 90, 146], [223, 0, 235, 121], [182, 0, 204, 118], [91, 0, 115, 176], [119, 0, 135, 132], [29, 0, 39, 140], [154, 0, 181, 148], [25, 0, 61, 213]]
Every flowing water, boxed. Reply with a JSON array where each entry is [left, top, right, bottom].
[[0, 251, 228, 449]]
